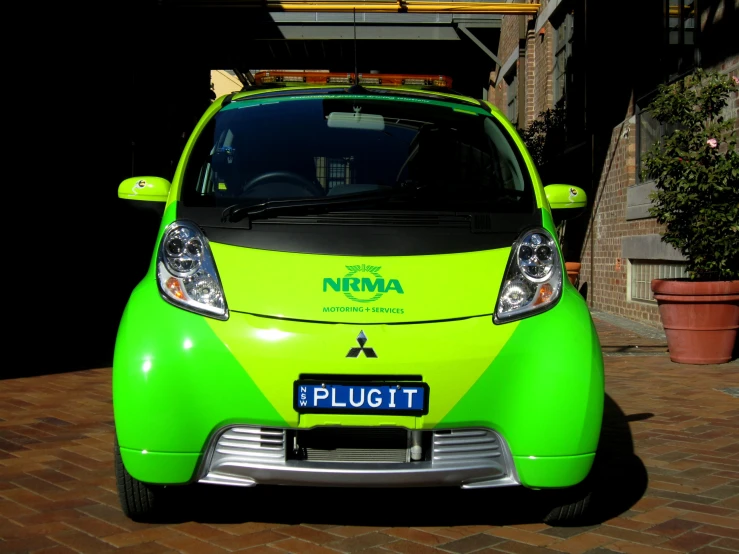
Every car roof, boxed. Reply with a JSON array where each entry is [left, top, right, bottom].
[[224, 83, 500, 114]]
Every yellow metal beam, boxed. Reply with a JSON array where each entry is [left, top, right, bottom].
[[261, 1, 540, 14], [668, 5, 695, 16]]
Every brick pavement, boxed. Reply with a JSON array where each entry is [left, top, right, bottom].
[[589, 311, 668, 354], [1, 315, 737, 554]]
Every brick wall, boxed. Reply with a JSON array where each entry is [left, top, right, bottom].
[[488, 2, 538, 124], [489, 14, 520, 113], [498, 12, 520, 64], [701, 3, 739, 135], [577, 57, 739, 328], [717, 55, 739, 134], [523, 24, 537, 126], [577, 116, 664, 326], [490, 1, 737, 329], [489, 2, 554, 124], [533, 22, 553, 118]]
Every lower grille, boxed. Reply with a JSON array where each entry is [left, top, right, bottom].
[[432, 429, 501, 464], [199, 425, 517, 489], [304, 448, 408, 463], [293, 427, 410, 463], [215, 427, 285, 464]]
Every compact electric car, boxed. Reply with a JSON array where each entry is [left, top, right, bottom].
[[114, 71, 604, 523]]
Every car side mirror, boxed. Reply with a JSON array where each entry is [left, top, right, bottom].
[[118, 177, 171, 203], [544, 184, 587, 224]]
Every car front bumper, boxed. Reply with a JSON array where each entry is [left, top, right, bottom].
[[114, 278, 603, 490], [198, 426, 519, 489]]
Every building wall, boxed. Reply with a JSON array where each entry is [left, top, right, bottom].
[[489, 1, 545, 125], [578, 116, 664, 325], [523, 21, 537, 126], [578, 54, 739, 328], [489, 10, 522, 113], [491, 0, 738, 329], [533, 23, 553, 118], [490, 0, 552, 123], [719, 56, 739, 133]]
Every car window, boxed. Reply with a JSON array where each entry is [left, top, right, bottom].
[[182, 96, 533, 213]]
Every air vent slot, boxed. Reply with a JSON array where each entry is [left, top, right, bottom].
[[471, 213, 494, 233], [215, 427, 285, 462], [432, 429, 501, 464]]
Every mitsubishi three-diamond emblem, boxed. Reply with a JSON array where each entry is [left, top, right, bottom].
[[346, 330, 378, 358]]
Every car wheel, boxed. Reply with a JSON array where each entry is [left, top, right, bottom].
[[114, 436, 165, 522], [541, 479, 593, 525]]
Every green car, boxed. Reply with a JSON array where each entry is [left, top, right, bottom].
[[114, 72, 604, 523]]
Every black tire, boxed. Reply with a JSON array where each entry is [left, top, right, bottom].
[[541, 478, 593, 525], [114, 436, 163, 522]]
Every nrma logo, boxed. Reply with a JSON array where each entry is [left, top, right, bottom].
[[323, 265, 404, 303]]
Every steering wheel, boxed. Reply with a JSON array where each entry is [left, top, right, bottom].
[[242, 171, 325, 197]]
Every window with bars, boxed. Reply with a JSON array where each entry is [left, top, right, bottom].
[[665, 0, 699, 81], [314, 156, 355, 191], [553, 12, 574, 105], [668, 0, 696, 47], [629, 259, 688, 303], [635, 0, 699, 183], [636, 103, 660, 183], [636, 94, 681, 183]]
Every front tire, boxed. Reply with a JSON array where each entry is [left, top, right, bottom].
[[541, 478, 593, 525], [114, 436, 164, 522]]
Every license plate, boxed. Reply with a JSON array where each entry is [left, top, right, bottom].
[[294, 381, 429, 415]]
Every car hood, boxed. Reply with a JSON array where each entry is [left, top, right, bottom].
[[209, 243, 512, 323]]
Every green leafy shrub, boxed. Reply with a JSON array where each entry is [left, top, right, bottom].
[[519, 105, 567, 168], [642, 69, 739, 280]]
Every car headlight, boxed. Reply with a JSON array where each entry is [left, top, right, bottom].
[[157, 221, 228, 320], [494, 228, 563, 323]]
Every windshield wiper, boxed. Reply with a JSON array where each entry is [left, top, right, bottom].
[[221, 190, 396, 224]]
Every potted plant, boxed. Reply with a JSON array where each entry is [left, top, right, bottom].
[[557, 219, 581, 286], [642, 69, 739, 364]]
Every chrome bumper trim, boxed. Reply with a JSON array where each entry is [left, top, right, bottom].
[[198, 426, 520, 489]]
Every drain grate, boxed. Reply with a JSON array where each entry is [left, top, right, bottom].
[[716, 387, 739, 398]]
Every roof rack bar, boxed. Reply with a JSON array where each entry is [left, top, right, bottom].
[[233, 68, 255, 89]]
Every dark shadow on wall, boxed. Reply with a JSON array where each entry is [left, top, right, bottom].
[[534, 0, 666, 266], [12, 65, 205, 378], [11, 2, 499, 380], [700, 0, 739, 68], [11, 2, 286, 380], [150, 394, 648, 527], [567, 0, 737, 330]]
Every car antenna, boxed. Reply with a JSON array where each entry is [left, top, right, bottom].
[[347, 7, 367, 94]]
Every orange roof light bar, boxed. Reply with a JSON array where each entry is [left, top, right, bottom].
[[174, 0, 539, 13], [252, 1, 539, 14], [254, 71, 454, 88]]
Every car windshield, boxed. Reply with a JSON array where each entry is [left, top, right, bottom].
[[182, 95, 533, 213]]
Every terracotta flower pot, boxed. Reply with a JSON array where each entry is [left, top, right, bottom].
[[565, 262, 581, 286], [651, 279, 739, 364]]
